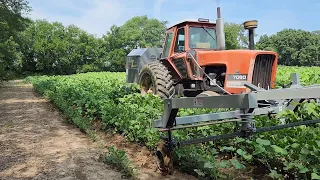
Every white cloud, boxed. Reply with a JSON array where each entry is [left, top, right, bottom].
[[27, 0, 132, 37]]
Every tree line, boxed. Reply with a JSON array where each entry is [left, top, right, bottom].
[[1, 0, 319, 81], [256, 29, 320, 66]]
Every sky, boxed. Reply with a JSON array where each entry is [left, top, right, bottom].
[[26, 0, 320, 38]]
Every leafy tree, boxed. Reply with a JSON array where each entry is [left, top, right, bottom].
[[102, 16, 167, 72], [0, 0, 31, 80], [224, 22, 251, 50], [19, 20, 107, 75], [256, 29, 320, 66], [4, 1, 319, 79], [0, 37, 22, 79], [0, 0, 31, 41], [120, 16, 167, 49], [102, 25, 126, 72]]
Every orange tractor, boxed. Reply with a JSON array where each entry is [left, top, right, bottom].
[[126, 7, 278, 98]]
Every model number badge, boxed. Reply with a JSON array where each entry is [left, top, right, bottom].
[[227, 74, 248, 81], [232, 75, 247, 80]]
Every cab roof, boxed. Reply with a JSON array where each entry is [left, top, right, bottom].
[[167, 19, 216, 30]]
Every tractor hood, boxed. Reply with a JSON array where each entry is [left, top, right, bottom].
[[193, 49, 279, 92], [194, 49, 278, 67]]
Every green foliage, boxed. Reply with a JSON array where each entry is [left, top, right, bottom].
[[119, 16, 167, 48], [275, 65, 320, 88], [0, 37, 23, 78], [2, 0, 320, 81], [102, 16, 167, 72], [0, 0, 31, 41], [1, 4, 168, 79], [256, 29, 320, 66], [104, 146, 137, 178], [14, 15, 167, 75], [25, 65, 320, 179], [0, 0, 31, 81], [224, 22, 251, 50], [18, 20, 107, 75]]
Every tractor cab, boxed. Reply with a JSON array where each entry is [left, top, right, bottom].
[[160, 19, 219, 59]]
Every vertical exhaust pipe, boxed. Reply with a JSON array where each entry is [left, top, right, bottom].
[[216, 7, 225, 50], [243, 20, 258, 50]]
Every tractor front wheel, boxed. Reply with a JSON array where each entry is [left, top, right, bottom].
[[138, 62, 175, 99]]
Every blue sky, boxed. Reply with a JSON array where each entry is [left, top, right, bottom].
[[27, 0, 320, 38]]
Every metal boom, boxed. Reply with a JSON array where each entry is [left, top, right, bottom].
[[152, 73, 320, 174]]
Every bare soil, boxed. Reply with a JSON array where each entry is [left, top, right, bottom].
[[0, 80, 197, 180], [92, 131, 197, 180]]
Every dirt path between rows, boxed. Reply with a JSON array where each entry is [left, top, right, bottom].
[[0, 80, 197, 180], [0, 80, 125, 180]]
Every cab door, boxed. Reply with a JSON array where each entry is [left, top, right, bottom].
[[160, 29, 182, 81]]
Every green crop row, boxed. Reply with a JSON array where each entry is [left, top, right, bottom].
[[25, 66, 320, 179], [275, 65, 320, 87]]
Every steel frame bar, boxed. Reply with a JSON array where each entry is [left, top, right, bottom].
[[157, 119, 242, 132], [164, 85, 320, 109], [166, 93, 258, 109], [153, 110, 239, 128], [153, 105, 284, 128], [255, 86, 320, 100], [177, 118, 320, 147]]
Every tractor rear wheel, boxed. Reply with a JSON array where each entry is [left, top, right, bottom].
[[138, 62, 175, 98]]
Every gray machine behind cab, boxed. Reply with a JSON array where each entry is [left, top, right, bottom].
[[126, 48, 163, 83]]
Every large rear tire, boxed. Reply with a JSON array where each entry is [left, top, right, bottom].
[[138, 62, 175, 99]]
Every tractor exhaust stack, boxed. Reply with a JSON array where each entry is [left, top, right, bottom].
[[216, 7, 226, 50], [244, 20, 258, 50]]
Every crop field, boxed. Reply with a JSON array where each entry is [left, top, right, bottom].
[[25, 65, 320, 179]]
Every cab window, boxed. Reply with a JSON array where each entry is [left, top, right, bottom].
[[189, 27, 217, 49], [163, 32, 173, 57], [174, 28, 185, 52]]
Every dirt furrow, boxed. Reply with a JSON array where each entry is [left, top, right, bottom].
[[0, 80, 124, 180]]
